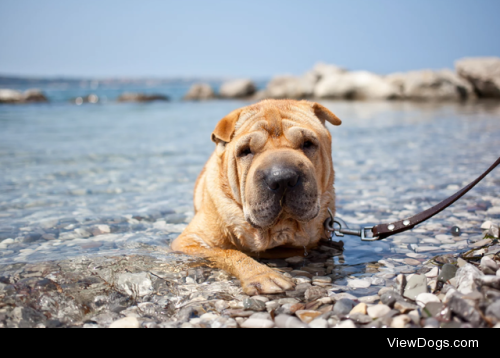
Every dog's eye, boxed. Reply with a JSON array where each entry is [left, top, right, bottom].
[[237, 146, 252, 158], [302, 140, 315, 149]]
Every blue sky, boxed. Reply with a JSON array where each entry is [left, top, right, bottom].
[[0, 0, 499, 78]]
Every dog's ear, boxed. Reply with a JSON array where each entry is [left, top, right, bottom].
[[211, 108, 243, 143], [305, 102, 342, 126]]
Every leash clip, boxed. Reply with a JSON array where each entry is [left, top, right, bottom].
[[325, 209, 380, 241]]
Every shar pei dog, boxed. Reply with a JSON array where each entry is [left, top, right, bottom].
[[172, 99, 341, 295]]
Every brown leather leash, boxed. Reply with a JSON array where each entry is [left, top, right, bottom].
[[325, 156, 500, 241]]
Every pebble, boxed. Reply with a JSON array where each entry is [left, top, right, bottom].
[[367, 305, 391, 319], [109, 317, 140, 329], [378, 287, 395, 296], [285, 256, 305, 265], [455, 264, 483, 294], [277, 298, 299, 305], [394, 300, 418, 314], [347, 279, 371, 289], [293, 277, 311, 284], [295, 310, 322, 324], [243, 298, 266, 312], [476, 275, 500, 290], [425, 267, 439, 278], [274, 314, 309, 329], [265, 301, 280, 312], [481, 221, 493, 230], [349, 303, 367, 315], [404, 258, 421, 266], [380, 291, 403, 308], [240, 319, 275, 329], [447, 294, 482, 326], [309, 318, 328, 328], [305, 287, 327, 302], [391, 315, 411, 328], [312, 276, 332, 284], [422, 302, 444, 318], [334, 298, 356, 316], [481, 256, 499, 271], [486, 301, 500, 320], [438, 264, 458, 283], [370, 277, 386, 286], [394, 274, 406, 296], [403, 274, 428, 300], [335, 320, 357, 328], [116, 272, 153, 297], [472, 239, 492, 248], [415, 293, 440, 307]]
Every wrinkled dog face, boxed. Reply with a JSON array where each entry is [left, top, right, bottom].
[[215, 101, 340, 230]]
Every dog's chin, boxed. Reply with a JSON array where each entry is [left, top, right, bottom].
[[245, 204, 321, 230]]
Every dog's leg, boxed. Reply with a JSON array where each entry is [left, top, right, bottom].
[[172, 229, 295, 296]]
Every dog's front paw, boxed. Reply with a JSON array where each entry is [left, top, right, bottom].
[[242, 270, 295, 296]]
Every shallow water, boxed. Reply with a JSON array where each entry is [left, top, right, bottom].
[[1, 99, 500, 277]]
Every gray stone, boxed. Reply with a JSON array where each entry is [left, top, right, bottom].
[[219, 79, 256, 98], [387, 69, 475, 101], [274, 314, 309, 328], [263, 75, 316, 99], [415, 293, 440, 307], [456, 57, 500, 98], [116, 272, 153, 297], [403, 274, 428, 300], [447, 294, 483, 326], [489, 224, 500, 238], [475, 275, 500, 290], [367, 304, 392, 319], [422, 302, 444, 318], [485, 300, 500, 320], [394, 274, 407, 296], [314, 71, 400, 99], [305, 287, 327, 302], [394, 300, 418, 314], [349, 313, 372, 325], [380, 290, 403, 308], [438, 264, 458, 283], [333, 298, 356, 316], [481, 256, 499, 272], [117, 93, 169, 102], [455, 264, 483, 294], [183, 83, 216, 100], [243, 298, 266, 312]]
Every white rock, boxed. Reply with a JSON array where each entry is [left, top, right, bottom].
[[1, 239, 14, 245], [481, 221, 493, 230], [391, 315, 411, 328], [309, 318, 328, 329], [314, 71, 400, 99], [358, 295, 380, 304], [367, 304, 391, 319], [415, 293, 441, 307], [263, 75, 316, 99], [494, 323, 500, 329], [387, 69, 475, 101], [488, 207, 500, 215], [481, 256, 499, 271], [335, 320, 357, 328], [96, 225, 111, 234], [116, 272, 153, 297], [109, 317, 140, 329], [347, 279, 371, 289], [425, 267, 439, 278], [200, 313, 219, 322], [455, 264, 483, 294], [219, 79, 256, 98], [252, 296, 270, 303], [456, 57, 500, 98], [370, 277, 386, 286], [265, 301, 280, 312], [406, 253, 427, 259], [415, 246, 439, 253], [497, 269, 500, 278], [0, 89, 23, 103], [0, 283, 6, 292], [183, 83, 216, 100], [274, 314, 309, 328], [240, 318, 275, 329], [293, 277, 312, 284]]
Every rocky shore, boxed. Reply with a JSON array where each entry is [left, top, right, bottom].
[[185, 57, 500, 101], [1, 57, 499, 105], [0, 222, 498, 329]]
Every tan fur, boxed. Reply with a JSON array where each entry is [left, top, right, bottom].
[[172, 99, 341, 295]]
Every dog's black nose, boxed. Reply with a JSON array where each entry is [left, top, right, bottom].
[[264, 166, 300, 193]]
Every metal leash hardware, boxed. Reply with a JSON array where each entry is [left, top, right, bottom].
[[324, 208, 379, 241]]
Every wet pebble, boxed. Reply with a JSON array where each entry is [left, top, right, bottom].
[[305, 287, 327, 302], [367, 304, 391, 319], [438, 264, 458, 283], [415, 293, 440, 307], [243, 298, 266, 312], [455, 264, 483, 294], [333, 298, 356, 316], [403, 274, 427, 300], [347, 278, 371, 289]]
